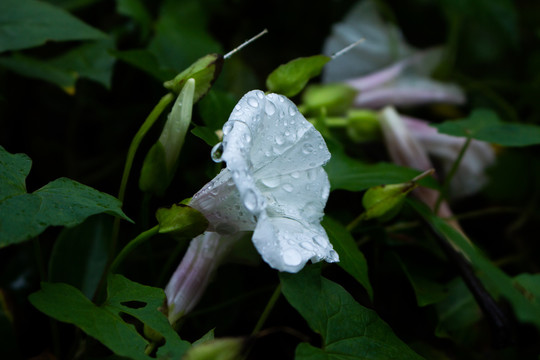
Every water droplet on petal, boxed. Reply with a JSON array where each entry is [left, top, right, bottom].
[[300, 241, 315, 251], [288, 105, 297, 116], [312, 235, 327, 247], [282, 183, 294, 192], [302, 143, 314, 154], [256, 92, 264, 99], [290, 172, 300, 179], [222, 122, 233, 135], [283, 249, 302, 267], [261, 177, 280, 188], [265, 100, 276, 116], [242, 188, 259, 212], [211, 142, 224, 162], [275, 135, 284, 145], [247, 97, 259, 108], [278, 95, 285, 103]]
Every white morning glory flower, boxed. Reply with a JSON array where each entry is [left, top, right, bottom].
[[165, 90, 339, 323], [379, 107, 495, 201], [190, 90, 338, 272], [322, 0, 465, 108]]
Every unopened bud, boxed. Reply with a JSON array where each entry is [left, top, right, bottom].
[[155, 203, 208, 239], [183, 337, 246, 360], [302, 83, 357, 116], [362, 169, 434, 221]]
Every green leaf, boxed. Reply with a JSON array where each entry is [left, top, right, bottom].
[[0, 53, 77, 93], [280, 266, 424, 360], [48, 215, 112, 299], [409, 199, 540, 330], [29, 274, 191, 360], [110, 49, 176, 81], [322, 217, 373, 300], [433, 108, 540, 147], [191, 126, 220, 146], [49, 39, 116, 89], [266, 55, 331, 97], [435, 278, 482, 341], [0, 40, 116, 91], [116, 0, 152, 39], [0, 146, 131, 248], [163, 54, 223, 103], [325, 142, 438, 192], [148, 0, 222, 73], [0, 146, 31, 201], [0, 0, 106, 53]]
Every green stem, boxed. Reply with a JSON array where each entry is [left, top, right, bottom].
[[251, 284, 282, 335], [434, 137, 472, 213], [109, 225, 159, 274], [118, 93, 174, 204], [110, 93, 174, 258]]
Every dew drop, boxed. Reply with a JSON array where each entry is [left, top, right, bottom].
[[283, 249, 302, 266], [282, 183, 294, 192], [261, 177, 280, 188], [247, 97, 259, 108], [265, 100, 276, 116], [312, 235, 327, 247], [222, 122, 233, 135], [211, 142, 224, 162], [278, 95, 285, 103], [275, 135, 285, 145], [302, 143, 314, 154], [242, 188, 259, 212], [300, 241, 315, 251], [243, 132, 252, 143], [290, 172, 300, 179], [288, 105, 297, 116], [256, 92, 264, 99]]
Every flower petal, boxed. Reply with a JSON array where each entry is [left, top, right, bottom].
[[252, 214, 338, 273], [190, 169, 257, 234], [322, 0, 413, 82], [221, 90, 331, 218]]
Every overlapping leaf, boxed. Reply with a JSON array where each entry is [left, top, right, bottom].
[[0, 146, 130, 247], [280, 265, 424, 360]]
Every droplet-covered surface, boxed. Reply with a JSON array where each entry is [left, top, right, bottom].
[[190, 90, 338, 272], [219, 90, 337, 272]]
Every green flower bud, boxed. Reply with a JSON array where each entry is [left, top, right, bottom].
[[345, 109, 381, 142], [156, 203, 209, 240], [302, 83, 357, 116], [361, 169, 434, 221], [139, 78, 195, 196], [183, 338, 246, 360]]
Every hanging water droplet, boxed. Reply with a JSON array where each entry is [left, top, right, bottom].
[[282, 183, 294, 192], [302, 143, 314, 154], [242, 188, 259, 212], [211, 142, 224, 162], [247, 97, 259, 108], [265, 100, 276, 116], [283, 248, 302, 267]]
